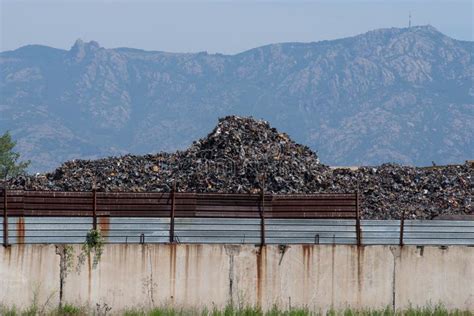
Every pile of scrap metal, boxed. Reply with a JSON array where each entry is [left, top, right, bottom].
[[9, 116, 473, 220]]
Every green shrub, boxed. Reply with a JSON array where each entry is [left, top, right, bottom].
[[57, 303, 82, 315]]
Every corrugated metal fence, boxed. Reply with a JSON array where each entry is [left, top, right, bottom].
[[1, 217, 473, 245], [1, 189, 473, 246]]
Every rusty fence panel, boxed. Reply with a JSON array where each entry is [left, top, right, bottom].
[[6, 190, 358, 219], [2, 190, 472, 246], [1, 189, 24, 246], [1, 190, 359, 247], [2, 188, 7, 246]]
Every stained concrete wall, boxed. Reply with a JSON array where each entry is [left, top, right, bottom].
[[0, 245, 60, 309], [0, 244, 473, 312]]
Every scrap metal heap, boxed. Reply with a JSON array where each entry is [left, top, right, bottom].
[[9, 116, 473, 219]]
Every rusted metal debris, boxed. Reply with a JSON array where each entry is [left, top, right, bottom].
[[7, 116, 473, 220]]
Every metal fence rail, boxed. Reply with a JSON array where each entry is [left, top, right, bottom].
[[0, 190, 358, 218], [362, 220, 474, 245], [1, 217, 473, 246], [2, 189, 472, 246], [1, 189, 361, 246]]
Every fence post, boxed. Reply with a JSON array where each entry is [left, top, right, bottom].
[[399, 210, 405, 247], [3, 185, 8, 247], [355, 190, 361, 246], [169, 184, 176, 243], [92, 189, 97, 230], [260, 189, 266, 246]]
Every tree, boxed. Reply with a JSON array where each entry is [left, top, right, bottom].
[[0, 131, 30, 182]]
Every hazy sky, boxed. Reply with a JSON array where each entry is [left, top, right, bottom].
[[1, 0, 472, 54]]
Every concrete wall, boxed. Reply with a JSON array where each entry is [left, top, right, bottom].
[[1, 244, 473, 312], [0, 245, 60, 309]]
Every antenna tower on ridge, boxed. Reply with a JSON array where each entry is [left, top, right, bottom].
[[409, 12, 412, 28]]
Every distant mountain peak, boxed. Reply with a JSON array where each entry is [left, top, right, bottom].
[[71, 38, 100, 50], [412, 24, 438, 31], [69, 38, 101, 62], [407, 24, 445, 36], [72, 38, 84, 48], [363, 24, 442, 38]]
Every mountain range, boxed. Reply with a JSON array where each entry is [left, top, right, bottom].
[[0, 25, 472, 172]]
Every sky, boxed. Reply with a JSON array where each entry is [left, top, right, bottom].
[[0, 0, 472, 54]]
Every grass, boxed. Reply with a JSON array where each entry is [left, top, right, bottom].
[[0, 303, 85, 316], [0, 304, 472, 316], [121, 305, 474, 316]]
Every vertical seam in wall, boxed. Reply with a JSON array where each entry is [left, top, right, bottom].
[[147, 245, 155, 307], [392, 255, 396, 311], [229, 252, 234, 306], [390, 247, 398, 312], [225, 245, 240, 307], [55, 245, 65, 308], [331, 244, 335, 309]]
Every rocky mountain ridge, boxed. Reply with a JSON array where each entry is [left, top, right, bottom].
[[0, 25, 472, 171]]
